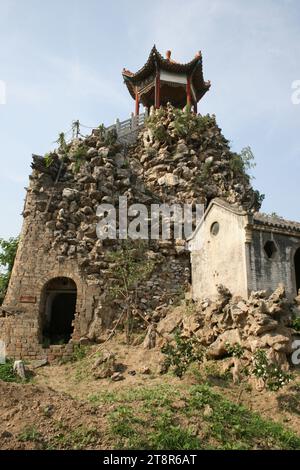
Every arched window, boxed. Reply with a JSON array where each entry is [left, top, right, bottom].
[[210, 222, 220, 236], [41, 277, 77, 346]]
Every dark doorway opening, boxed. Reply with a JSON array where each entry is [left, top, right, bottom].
[[295, 248, 300, 294], [41, 277, 77, 346]]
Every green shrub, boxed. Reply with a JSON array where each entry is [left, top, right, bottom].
[[70, 344, 87, 362], [0, 359, 21, 383], [55, 132, 68, 153], [161, 329, 203, 378], [292, 317, 300, 332], [104, 128, 117, 146], [225, 342, 244, 359], [146, 106, 216, 145], [71, 145, 88, 172], [44, 153, 54, 168], [252, 349, 292, 391]]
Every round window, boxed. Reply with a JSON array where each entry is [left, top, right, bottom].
[[211, 222, 220, 236]]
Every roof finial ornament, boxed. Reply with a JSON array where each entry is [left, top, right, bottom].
[[122, 46, 210, 112], [166, 50, 177, 64]]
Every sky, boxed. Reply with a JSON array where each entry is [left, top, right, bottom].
[[0, 0, 299, 239]]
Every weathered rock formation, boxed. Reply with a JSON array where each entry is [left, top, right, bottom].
[[1, 105, 263, 359], [128, 105, 262, 210], [158, 284, 300, 376]]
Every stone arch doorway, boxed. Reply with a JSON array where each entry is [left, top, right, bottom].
[[41, 277, 77, 346], [295, 248, 300, 294]]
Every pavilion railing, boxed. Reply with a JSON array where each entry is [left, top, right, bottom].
[[105, 110, 148, 143]]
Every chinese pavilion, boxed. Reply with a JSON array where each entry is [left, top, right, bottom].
[[122, 45, 211, 115]]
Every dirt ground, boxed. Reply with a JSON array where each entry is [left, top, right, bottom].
[[1, 335, 300, 450]]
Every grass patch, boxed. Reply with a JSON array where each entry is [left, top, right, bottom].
[[18, 426, 42, 443], [47, 425, 100, 450], [12, 382, 300, 450], [65, 346, 92, 382], [147, 411, 201, 450], [18, 421, 100, 450], [187, 385, 300, 450], [107, 403, 201, 450], [88, 384, 179, 407], [60, 344, 88, 364], [101, 383, 300, 450], [0, 359, 27, 383], [88, 390, 120, 405]]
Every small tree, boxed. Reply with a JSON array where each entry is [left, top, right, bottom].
[[107, 241, 156, 343], [240, 146, 256, 171], [0, 237, 19, 305], [229, 146, 256, 176]]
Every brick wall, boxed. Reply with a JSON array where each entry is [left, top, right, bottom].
[[1, 182, 190, 361], [0, 317, 74, 361]]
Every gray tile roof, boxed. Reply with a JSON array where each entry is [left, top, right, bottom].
[[253, 212, 300, 233]]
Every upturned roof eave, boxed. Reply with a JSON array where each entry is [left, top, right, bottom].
[[122, 45, 204, 84]]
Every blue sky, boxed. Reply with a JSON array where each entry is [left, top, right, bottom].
[[0, 0, 299, 239]]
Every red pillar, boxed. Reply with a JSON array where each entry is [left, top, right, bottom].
[[186, 76, 192, 108], [155, 71, 160, 109], [135, 89, 140, 116]]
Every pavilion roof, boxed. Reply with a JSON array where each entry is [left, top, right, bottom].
[[122, 45, 211, 102]]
